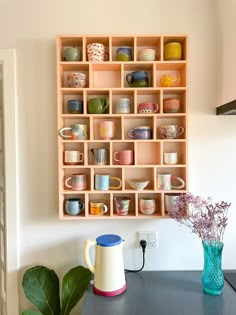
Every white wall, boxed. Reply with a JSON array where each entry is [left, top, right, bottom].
[[0, 0, 236, 313]]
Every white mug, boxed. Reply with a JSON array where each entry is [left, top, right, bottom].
[[157, 173, 185, 190], [163, 152, 178, 165], [164, 194, 180, 213], [64, 151, 84, 165]]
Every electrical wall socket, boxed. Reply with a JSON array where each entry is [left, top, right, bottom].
[[138, 231, 158, 249]]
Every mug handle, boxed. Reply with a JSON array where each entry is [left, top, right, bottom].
[[177, 127, 184, 137], [79, 200, 85, 211], [153, 103, 159, 113], [126, 74, 133, 86], [171, 176, 185, 189], [65, 177, 72, 189], [102, 97, 109, 111], [109, 176, 122, 190], [59, 127, 72, 139], [127, 129, 135, 138], [114, 151, 120, 162], [101, 204, 108, 214], [79, 152, 84, 162]]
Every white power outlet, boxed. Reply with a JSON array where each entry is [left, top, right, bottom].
[[138, 231, 158, 249]]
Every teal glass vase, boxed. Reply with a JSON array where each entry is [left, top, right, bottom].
[[201, 240, 224, 295]]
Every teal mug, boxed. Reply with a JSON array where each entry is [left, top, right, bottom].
[[126, 71, 149, 87], [88, 97, 109, 114]]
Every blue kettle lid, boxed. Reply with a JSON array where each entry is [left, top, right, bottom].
[[96, 234, 122, 247]]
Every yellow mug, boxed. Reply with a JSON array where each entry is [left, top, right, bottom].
[[90, 200, 108, 215]]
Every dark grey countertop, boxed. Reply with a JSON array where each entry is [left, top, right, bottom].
[[82, 271, 236, 315]]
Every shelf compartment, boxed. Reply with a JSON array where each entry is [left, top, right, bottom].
[[92, 117, 121, 140], [124, 167, 154, 191], [156, 166, 187, 192], [90, 64, 122, 88], [86, 90, 110, 114], [62, 92, 84, 114], [61, 193, 86, 219], [136, 36, 161, 61], [162, 142, 187, 165], [162, 35, 188, 61], [156, 116, 186, 140], [112, 193, 136, 217], [137, 192, 162, 217], [93, 167, 122, 191], [111, 90, 135, 114], [123, 63, 154, 88], [58, 117, 90, 140], [57, 36, 84, 62], [136, 90, 161, 114], [88, 193, 111, 218], [156, 62, 186, 88], [136, 141, 161, 165], [85, 36, 110, 62], [112, 142, 135, 165], [87, 142, 111, 166], [111, 37, 135, 62], [61, 142, 85, 166], [162, 89, 187, 114], [59, 64, 89, 88], [124, 116, 154, 140], [62, 168, 91, 192]]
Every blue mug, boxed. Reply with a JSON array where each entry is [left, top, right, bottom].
[[65, 198, 85, 216], [95, 174, 122, 191], [126, 71, 149, 87], [67, 100, 83, 114], [116, 46, 132, 61], [128, 126, 152, 139]]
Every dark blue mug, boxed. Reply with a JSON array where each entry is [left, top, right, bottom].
[[67, 99, 83, 114], [126, 71, 149, 87]]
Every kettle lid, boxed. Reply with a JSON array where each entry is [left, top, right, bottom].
[[96, 234, 122, 247]]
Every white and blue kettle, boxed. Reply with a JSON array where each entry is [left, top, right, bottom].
[[84, 234, 126, 296]]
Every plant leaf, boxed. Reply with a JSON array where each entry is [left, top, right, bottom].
[[61, 265, 92, 315], [22, 266, 60, 315], [22, 310, 44, 315]]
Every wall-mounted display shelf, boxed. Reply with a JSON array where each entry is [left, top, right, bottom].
[[56, 34, 188, 220]]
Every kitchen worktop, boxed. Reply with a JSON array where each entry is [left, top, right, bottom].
[[82, 271, 236, 315]]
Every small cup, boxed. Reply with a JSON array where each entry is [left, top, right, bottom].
[[99, 120, 115, 140], [157, 173, 185, 190], [95, 174, 122, 191], [160, 73, 181, 87], [138, 102, 159, 114], [116, 47, 132, 61], [67, 100, 83, 114], [64, 47, 81, 61], [163, 152, 178, 165], [139, 198, 156, 215], [59, 124, 88, 140], [65, 174, 87, 191], [116, 98, 131, 114], [65, 198, 85, 216], [64, 151, 84, 165], [114, 150, 134, 165], [89, 200, 108, 215], [128, 126, 152, 139], [90, 148, 108, 165], [164, 42, 182, 61], [114, 197, 130, 216], [138, 48, 156, 61], [67, 72, 87, 88], [87, 43, 107, 62], [164, 194, 180, 213], [157, 125, 184, 139], [163, 98, 180, 113]]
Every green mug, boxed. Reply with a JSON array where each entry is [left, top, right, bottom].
[[88, 97, 109, 114]]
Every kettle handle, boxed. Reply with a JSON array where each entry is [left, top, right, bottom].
[[84, 240, 96, 274]]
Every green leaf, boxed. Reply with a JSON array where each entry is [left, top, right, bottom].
[[22, 310, 43, 315], [22, 266, 60, 315], [61, 266, 92, 315]]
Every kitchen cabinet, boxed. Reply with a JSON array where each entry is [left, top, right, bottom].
[[56, 34, 188, 219]]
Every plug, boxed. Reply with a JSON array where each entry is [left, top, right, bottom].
[[140, 239, 147, 253]]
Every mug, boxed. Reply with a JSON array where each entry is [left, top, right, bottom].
[[160, 73, 181, 87], [65, 198, 85, 216], [164, 42, 182, 61], [126, 71, 149, 87], [64, 47, 81, 61], [116, 97, 131, 114], [157, 125, 184, 139], [89, 200, 108, 215], [59, 124, 88, 140], [87, 43, 107, 62], [114, 197, 130, 216], [114, 150, 134, 165], [138, 102, 159, 114], [64, 151, 84, 165], [65, 174, 87, 191], [99, 120, 115, 140], [67, 100, 83, 114], [128, 126, 152, 139], [116, 47, 132, 61], [67, 72, 87, 88], [157, 173, 185, 190], [164, 193, 180, 213], [88, 97, 109, 114], [139, 198, 156, 215], [163, 98, 180, 113], [138, 48, 156, 61], [90, 148, 108, 165], [163, 152, 178, 165], [95, 174, 122, 191]]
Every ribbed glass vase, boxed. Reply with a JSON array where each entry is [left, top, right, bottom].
[[201, 240, 224, 296]]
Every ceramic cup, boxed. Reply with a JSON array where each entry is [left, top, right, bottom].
[[64, 47, 81, 61], [163, 98, 180, 113], [164, 42, 182, 61], [67, 72, 87, 88], [90, 148, 108, 165], [89, 200, 108, 215], [139, 198, 156, 215], [64, 151, 84, 165], [164, 193, 180, 213], [128, 126, 152, 139], [116, 97, 131, 114], [94, 174, 122, 191], [99, 120, 115, 140], [138, 102, 159, 114], [116, 46, 132, 61], [87, 43, 107, 62], [88, 97, 109, 114], [138, 48, 156, 61], [67, 100, 83, 114], [163, 152, 178, 165], [157, 125, 184, 139], [59, 124, 88, 140], [114, 150, 134, 165], [157, 173, 185, 190], [65, 174, 87, 191], [160, 73, 181, 87], [126, 71, 149, 87], [65, 198, 85, 216], [114, 197, 131, 216]]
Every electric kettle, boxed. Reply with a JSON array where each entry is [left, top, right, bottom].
[[84, 234, 126, 296]]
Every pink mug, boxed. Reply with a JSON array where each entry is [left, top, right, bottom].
[[114, 150, 134, 165], [138, 102, 159, 114], [99, 120, 115, 140], [65, 174, 87, 191]]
